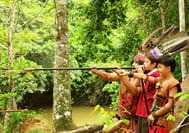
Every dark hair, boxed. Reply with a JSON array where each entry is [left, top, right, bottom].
[[158, 55, 176, 72], [138, 60, 144, 65], [145, 53, 158, 65]]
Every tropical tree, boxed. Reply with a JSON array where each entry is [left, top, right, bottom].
[[3, 0, 18, 131], [0, 0, 54, 132], [53, 0, 73, 131]]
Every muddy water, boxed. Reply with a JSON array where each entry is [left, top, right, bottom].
[[37, 106, 111, 127]]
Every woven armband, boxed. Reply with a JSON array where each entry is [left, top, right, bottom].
[[128, 72, 134, 77]]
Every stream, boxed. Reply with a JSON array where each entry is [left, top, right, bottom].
[[35, 106, 111, 127]]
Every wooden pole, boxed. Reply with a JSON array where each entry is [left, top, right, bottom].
[[0, 109, 29, 113], [179, 0, 187, 81], [58, 124, 104, 133], [0, 67, 135, 71], [23, 67, 135, 71]]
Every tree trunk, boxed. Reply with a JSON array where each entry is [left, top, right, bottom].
[[159, 0, 166, 31], [58, 124, 104, 133], [3, 0, 18, 132], [179, 0, 188, 81], [53, 0, 73, 132], [7, 0, 17, 111]]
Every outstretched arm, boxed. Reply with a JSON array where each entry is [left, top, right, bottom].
[[120, 76, 140, 96], [91, 69, 119, 81], [132, 73, 159, 83], [114, 69, 141, 96], [116, 70, 159, 84]]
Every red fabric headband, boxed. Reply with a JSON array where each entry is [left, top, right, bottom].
[[134, 55, 145, 62]]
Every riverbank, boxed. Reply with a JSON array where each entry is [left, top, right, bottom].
[[20, 106, 111, 132]]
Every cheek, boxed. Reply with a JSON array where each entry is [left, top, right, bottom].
[[164, 68, 170, 73], [158, 69, 162, 73], [133, 63, 137, 67], [144, 63, 150, 68], [144, 62, 147, 67], [158, 68, 166, 74]]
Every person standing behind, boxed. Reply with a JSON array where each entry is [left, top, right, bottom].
[[116, 53, 160, 133], [91, 55, 144, 131], [148, 55, 181, 133]]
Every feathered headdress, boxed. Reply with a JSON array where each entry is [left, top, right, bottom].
[[138, 25, 189, 58]]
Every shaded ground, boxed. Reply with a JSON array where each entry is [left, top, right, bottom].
[[20, 117, 53, 133]]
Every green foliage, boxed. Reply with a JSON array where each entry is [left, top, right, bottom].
[[174, 92, 189, 119], [5, 112, 36, 133], [69, 0, 146, 105], [175, 92, 189, 102], [69, 0, 129, 63], [14, 57, 48, 102], [102, 82, 119, 110], [173, 54, 182, 81], [0, 93, 16, 110], [94, 105, 115, 124], [0, 4, 54, 132], [0, 0, 188, 132], [178, 111, 188, 119], [0, 0, 54, 103], [166, 113, 176, 121], [0, 0, 188, 125], [0, 56, 48, 103], [94, 105, 129, 132], [69, 0, 188, 106]]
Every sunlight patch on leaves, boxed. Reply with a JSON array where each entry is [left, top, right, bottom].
[[166, 113, 176, 121]]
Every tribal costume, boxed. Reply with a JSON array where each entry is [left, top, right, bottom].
[[149, 77, 181, 133]]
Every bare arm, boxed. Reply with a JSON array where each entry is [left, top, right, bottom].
[[148, 86, 178, 125], [133, 73, 159, 83], [119, 76, 140, 96], [153, 86, 178, 116], [113, 69, 140, 95], [91, 69, 119, 81], [117, 71, 158, 84]]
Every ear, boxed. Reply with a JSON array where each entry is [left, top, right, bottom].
[[152, 62, 157, 68], [167, 66, 171, 72]]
